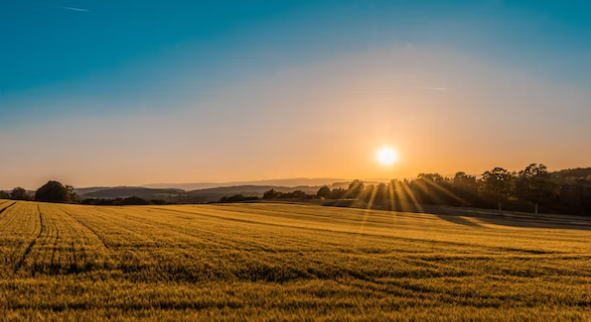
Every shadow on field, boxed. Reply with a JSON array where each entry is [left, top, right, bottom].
[[434, 214, 483, 228], [320, 200, 591, 231], [434, 206, 591, 231]]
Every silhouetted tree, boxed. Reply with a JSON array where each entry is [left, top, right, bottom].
[[66, 185, 80, 203], [221, 194, 259, 202], [229, 194, 246, 202], [452, 172, 479, 206], [121, 196, 150, 205], [453, 172, 478, 193], [149, 199, 168, 205], [0, 191, 10, 199], [375, 183, 389, 203], [347, 180, 365, 199], [80, 197, 164, 206], [415, 173, 449, 205], [389, 179, 406, 203], [35, 181, 70, 203], [263, 189, 277, 199], [516, 164, 560, 215], [291, 190, 307, 199], [261, 189, 314, 200], [316, 186, 331, 199], [479, 167, 515, 215], [360, 184, 375, 201], [11, 187, 29, 200], [329, 188, 346, 199], [81, 198, 96, 205]]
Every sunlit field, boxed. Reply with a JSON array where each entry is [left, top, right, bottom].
[[0, 199, 590, 321]]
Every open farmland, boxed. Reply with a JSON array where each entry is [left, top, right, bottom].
[[0, 199, 590, 321]]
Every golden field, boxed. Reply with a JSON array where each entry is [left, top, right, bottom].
[[0, 199, 590, 321]]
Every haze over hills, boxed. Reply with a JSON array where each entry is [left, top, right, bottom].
[[68, 168, 591, 204], [74, 177, 395, 202], [143, 178, 349, 191], [73, 178, 350, 201], [81, 187, 185, 200], [77, 185, 322, 203]]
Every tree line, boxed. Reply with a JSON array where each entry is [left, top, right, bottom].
[[0, 181, 80, 203], [218, 190, 317, 203], [313, 164, 591, 216], [2, 165, 589, 215], [0, 181, 167, 205]]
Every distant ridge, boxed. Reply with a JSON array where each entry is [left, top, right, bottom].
[[77, 184, 323, 203], [143, 178, 348, 191], [81, 187, 184, 199]]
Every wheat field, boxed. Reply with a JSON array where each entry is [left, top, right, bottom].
[[0, 199, 590, 321]]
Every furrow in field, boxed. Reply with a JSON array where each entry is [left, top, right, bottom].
[[63, 206, 157, 247], [175, 204, 587, 254], [89, 206, 223, 248], [42, 205, 114, 273], [0, 203, 40, 273], [0, 202, 24, 233], [148, 206, 527, 255], [143, 206, 482, 257], [1, 201, 590, 320], [60, 209, 111, 250], [13, 205, 45, 274], [0, 201, 16, 218], [88, 206, 252, 250]]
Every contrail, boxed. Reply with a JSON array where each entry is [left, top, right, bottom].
[[61, 6, 90, 12]]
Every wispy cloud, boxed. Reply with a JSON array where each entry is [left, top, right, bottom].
[[421, 86, 450, 91], [61, 6, 90, 12]]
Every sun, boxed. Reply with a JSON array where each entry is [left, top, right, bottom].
[[377, 146, 399, 166]]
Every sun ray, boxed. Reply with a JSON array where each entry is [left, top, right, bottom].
[[352, 184, 379, 247], [420, 178, 468, 205], [401, 181, 424, 213], [388, 181, 396, 212], [394, 180, 412, 213]]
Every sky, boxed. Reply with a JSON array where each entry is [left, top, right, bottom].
[[1, 0, 591, 189]]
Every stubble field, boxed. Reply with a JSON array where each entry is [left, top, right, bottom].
[[0, 199, 590, 321]]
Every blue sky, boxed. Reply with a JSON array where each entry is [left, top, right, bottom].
[[1, 0, 591, 188]]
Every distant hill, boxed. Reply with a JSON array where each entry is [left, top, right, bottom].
[[144, 178, 347, 191], [78, 185, 322, 203], [75, 187, 113, 195], [82, 187, 185, 200], [77, 178, 395, 203], [184, 185, 320, 202]]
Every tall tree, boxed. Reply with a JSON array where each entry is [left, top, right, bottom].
[[516, 164, 560, 215], [316, 186, 331, 199], [262, 189, 277, 199], [347, 180, 365, 199], [291, 190, 307, 199], [10, 187, 29, 200], [360, 184, 375, 202], [329, 188, 346, 199], [66, 185, 80, 203], [453, 172, 478, 192], [35, 181, 71, 203], [375, 183, 389, 202], [416, 173, 449, 205], [452, 172, 479, 206], [479, 167, 515, 215]]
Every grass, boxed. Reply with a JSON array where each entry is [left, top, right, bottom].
[[0, 199, 590, 321]]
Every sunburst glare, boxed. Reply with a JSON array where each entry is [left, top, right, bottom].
[[377, 146, 399, 166]]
